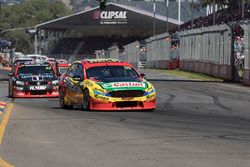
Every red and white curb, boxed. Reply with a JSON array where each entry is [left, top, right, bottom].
[[0, 101, 7, 115]]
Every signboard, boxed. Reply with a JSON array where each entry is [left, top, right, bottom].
[[93, 10, 128, 25], [2, 48, 11, 53]]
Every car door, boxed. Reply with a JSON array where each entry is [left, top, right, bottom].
[[74, 63, 85, 105], [64, 63, 79, 104]]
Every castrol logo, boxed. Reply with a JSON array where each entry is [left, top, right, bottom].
[[103, 82, 146, 88]]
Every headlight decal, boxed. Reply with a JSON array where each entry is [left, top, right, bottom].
[[14, 86, 24, 90], [93, 90, 111, 97], [52, 80, 59, 85], [16, 80, 25, 86], [144, 88, 155, 96]]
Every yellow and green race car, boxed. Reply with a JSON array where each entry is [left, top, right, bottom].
[[59, 59, 156, 111]]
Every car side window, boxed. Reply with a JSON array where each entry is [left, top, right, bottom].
[[76, 64, 84, 79], [125, 68, 138, 78], [67, 64, 78, 78]]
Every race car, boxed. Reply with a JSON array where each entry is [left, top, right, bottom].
[[11, 57, 34, 72], [57, 62, 71, 75], [59, 59, 156, 111], [8, 61, 59, 97]]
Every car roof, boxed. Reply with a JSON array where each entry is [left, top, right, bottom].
[[14, 57, 33, 60], [16, 61, 52, 67], [58, 63, 70, 67], [79, 59, 133, 68], [26, 54, 48, 59]]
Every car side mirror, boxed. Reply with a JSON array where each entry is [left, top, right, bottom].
[[8, 72, 14, 76], [140, 73, 146, 78]]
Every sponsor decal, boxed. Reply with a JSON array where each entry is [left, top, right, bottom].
[[103, 82, 146, 88], [93, 11, 128, 25], [95, 95, 109, 101], [93, 11, 101, 19], [65, 78, 81, 93], [147, 94, 155, 99], [19, 74, 54, 79], [85, 80, 93, 87], [30, 85, 46, 90]]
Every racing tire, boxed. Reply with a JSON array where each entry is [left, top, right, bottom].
[[82, 89, 90, 111], [59, 89, 72, 109], [8, 84, 13, 98]]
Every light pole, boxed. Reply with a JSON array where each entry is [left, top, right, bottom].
[[242, 0, 245, 19], [153, 0, 156, 36], [178, 0, 181, 30], [166, 0, 169, 32], [191, 0, 194, 29], [213, 0, 215, 25], [34, 27, 38, 54]]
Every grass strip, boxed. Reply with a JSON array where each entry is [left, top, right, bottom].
[[152, 69, 223, 81]]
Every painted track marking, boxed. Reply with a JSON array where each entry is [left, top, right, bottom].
[[0, 102, 14, 167]]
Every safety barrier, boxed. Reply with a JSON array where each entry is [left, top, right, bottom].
[[146, 33, 174, 69], [123, 41, 140, 69], [178, 24, 232, 80], [239, 22, 250, 85], [108, 46, 120, 60]]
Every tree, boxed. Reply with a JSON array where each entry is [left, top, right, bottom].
[[0, 0, 71, 53]]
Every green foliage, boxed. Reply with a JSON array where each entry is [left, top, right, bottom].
[[5, 31, 33, 54], [0, 0, 71, 53]]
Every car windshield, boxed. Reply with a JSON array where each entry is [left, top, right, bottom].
[[59, 67, 68, 74], [86, 66, 140, 82], [17, 65, 55, 75]]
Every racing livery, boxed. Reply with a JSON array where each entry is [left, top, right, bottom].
[[59, 59, 156, 111], [8, 62, 59, 97], [57, 62, 71, 75]]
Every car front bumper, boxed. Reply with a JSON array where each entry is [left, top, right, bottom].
[[13, 90, 59, 97], [90, 97, 156, 111]]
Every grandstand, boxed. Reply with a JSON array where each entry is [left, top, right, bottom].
[[36, 2, 182, 60], [51, 36, 144, 60], [180, 5, 250, 31], [70, 0, 206, 23]]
